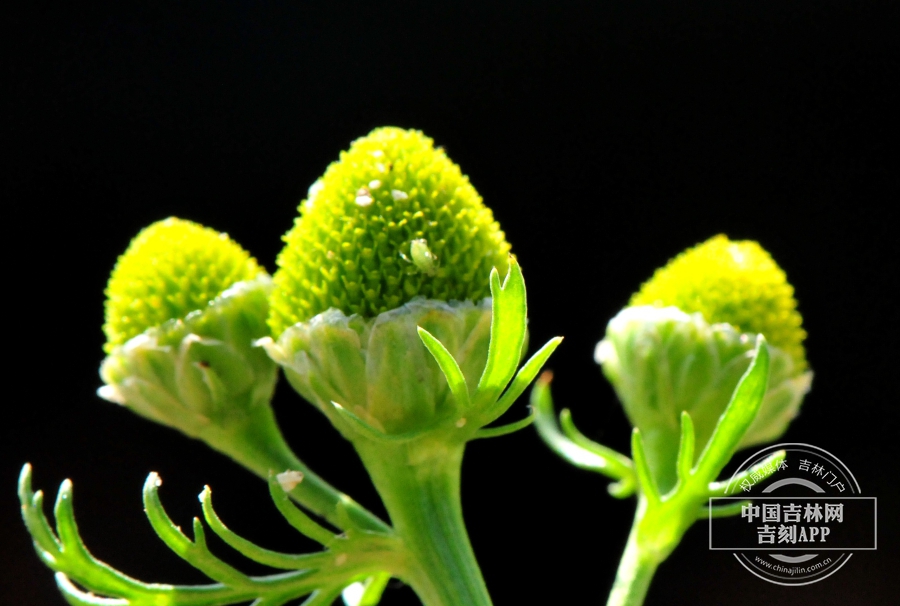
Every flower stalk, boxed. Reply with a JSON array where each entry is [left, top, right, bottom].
[[535, 235, 807, 606], [353, 437, 491, 606]]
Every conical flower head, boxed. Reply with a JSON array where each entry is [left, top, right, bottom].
[[99, 218, 281, 464], [597, 235, 812, 492], [265, 128, 531, 438], [103, 217, 263, 353], [630, 234, 807, 371], [268, 127, 510, 337]]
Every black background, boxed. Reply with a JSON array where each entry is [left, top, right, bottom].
[[4, 1, 898, 604]]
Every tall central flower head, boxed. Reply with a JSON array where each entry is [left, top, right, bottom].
[[265, 127, 515, 437], [268, 127, 510, 336], [596, 235, 812, 492]]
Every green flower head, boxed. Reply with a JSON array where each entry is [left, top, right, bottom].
[[630, 234, 807, 371], [268, 127, 511, 337], [103, 217, 264, 353], [597, 235, 812, 491], [100, 218, 281, 464]]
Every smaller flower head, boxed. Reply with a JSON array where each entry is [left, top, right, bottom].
[[597, 235, 812, 491], [630, 234, 806, 371], [99, 218, 277, 455], [103, 217, 263, 352]]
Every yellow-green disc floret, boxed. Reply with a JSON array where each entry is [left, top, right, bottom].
[[630, 234, 807, 371], [268, 127, 510, 336], [103, 217, 263, 352]]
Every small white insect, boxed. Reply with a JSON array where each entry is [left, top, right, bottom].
[[368, 179, 382, 189], [355, 186, 374, 207], [400, 238, 438, 276], [391, 189, 409, 201]]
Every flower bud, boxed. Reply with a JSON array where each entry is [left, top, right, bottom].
[[596, 235, 812, 491], [99, 218, 277, 446], [266, 127, 513, 437]]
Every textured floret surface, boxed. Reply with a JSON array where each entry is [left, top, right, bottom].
[[630, 234, 807, 371], [103, 217, 263, 352], [268, 127, 510, 337]]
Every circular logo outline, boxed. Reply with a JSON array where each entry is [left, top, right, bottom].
[[720, 442, 863, 586]]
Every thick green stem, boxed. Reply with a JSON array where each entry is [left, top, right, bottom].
[[197, 402, 389, 533], [607, 501, 659, 606], [354, 438, 493, 606]]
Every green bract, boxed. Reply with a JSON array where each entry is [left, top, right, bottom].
[[263, 256, 560, 441], [264, 299, 491, 436], [103, 217, 263, 353], [268, 127, 510, 336], [596, 306, 811, 491], [99, 277, 277, 442]]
